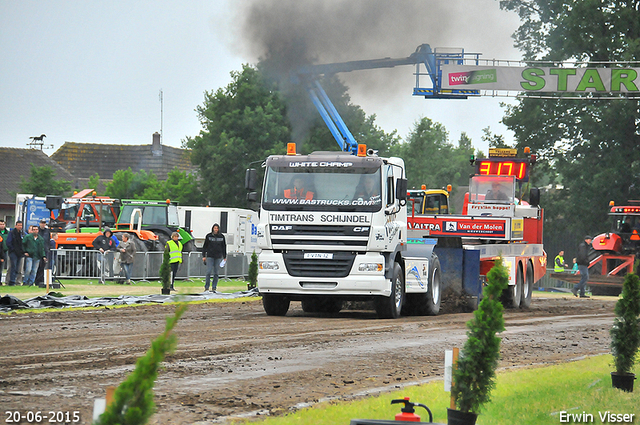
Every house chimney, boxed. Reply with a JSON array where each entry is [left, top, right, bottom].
[[152, 132, 162, 156]]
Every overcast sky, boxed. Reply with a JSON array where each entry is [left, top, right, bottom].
[[0, 1, 522, 155]]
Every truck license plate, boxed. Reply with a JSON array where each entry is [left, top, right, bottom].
[[304, 253, 333, 260]]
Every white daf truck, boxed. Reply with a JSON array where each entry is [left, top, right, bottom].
[[246, 144, 442, 319]]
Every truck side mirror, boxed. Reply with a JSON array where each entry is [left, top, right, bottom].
[[529, 187, 540, 207], [45, 195, 63, 210], [247, 192, 258, 203], [396, 178, 407, 203], [245, 168, 257, 191]]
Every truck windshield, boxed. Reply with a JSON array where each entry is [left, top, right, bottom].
[[469, 176, 515, 204], [262, 166, 382, 212], [120, 205, 167, 226], [612, 214, 640, 234]]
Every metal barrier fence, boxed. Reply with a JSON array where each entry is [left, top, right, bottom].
[[536, 268, 575, 290], [52, 249, 249, 281]]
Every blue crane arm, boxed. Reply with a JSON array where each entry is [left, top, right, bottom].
[[304, 79, 358, 153], [293, 44, 481, 153], [296, 44, 438, 85]]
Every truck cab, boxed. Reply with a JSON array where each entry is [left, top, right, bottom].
[[251, 147, 413, 318], [407, 186, 450, 216]]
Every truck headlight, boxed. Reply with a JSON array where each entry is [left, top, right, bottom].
[[259, 261, 280, 270], [359, 263, 383, 272]]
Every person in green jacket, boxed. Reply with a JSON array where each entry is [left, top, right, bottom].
[[554, 250, 568, 273], [23, 225, 46, 286], [0, 220, 9, 284], [165, 232, 183, 291]]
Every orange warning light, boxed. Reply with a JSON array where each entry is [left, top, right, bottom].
[[357, 144, 367, 157]]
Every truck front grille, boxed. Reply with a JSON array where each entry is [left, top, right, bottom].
[[270, 225, 370, 249], [283, 251, 356, 278]]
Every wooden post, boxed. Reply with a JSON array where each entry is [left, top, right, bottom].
[[450, 346, 459, 409], [45, 269, 51, 293]]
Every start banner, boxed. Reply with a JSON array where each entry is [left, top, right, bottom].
[[441, 64, 640, 93]]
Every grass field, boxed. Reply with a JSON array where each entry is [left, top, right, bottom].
[[0, 276, 252, 299], [241, 355, 638, 425]]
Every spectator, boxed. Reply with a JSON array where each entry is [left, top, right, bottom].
[[0, 220, 9, 284], [571, 257, 578, 274], [572, 235, 592, 298], [23, 225, 46, 286], [202, 223, 227, 293], [35, 219, 51, 284], [92, 228, 116, 283], [118, 233, 136, 285], [554, 250, 568, 273], [166, 232, 183, 291], [6, 221, 25, 286]]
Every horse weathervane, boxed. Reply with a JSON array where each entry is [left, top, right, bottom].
[[27, 134, 53, 150]]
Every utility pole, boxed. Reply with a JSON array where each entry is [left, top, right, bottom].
[[159, 89, 164, 143]]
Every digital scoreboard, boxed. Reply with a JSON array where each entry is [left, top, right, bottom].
[[474, 158, 531, 182]]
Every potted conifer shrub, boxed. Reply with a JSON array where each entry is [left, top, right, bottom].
[[610, 271, 640, 392], [247, 251, 258, 290], [159, 247, 172, 295], [95, 304, 187, 424], [449, 258, 508, 425]]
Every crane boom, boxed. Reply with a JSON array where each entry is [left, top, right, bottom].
[[294, 44, 482, 153]]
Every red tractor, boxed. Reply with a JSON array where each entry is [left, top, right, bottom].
[[588, 201, 640, 293], [555, 201, 640, 295]]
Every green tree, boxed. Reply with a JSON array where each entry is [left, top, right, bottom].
[[611, 272, 640, 375], [186, 65, 290, 208], [95, 304, 187, 425], [105, 169, 164, 200], [19, 164, 71, 196], [389, 118, 479, 190], [247, 251, 258, 290], [159, 246, 172, 292], [164, 168, 204, 206], [500, 0, 640, 252], [452, 258, 508, 414], [186, 65, 399, 208], [88, 173, 101, 192]]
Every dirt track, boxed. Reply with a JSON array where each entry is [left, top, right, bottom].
[[0, 294, 616, 425]]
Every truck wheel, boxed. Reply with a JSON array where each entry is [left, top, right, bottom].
[[502, 263, 523, 308], [262, 294, 290, 316], [424, 257, 441, 315], [156, 233, 170, 249], [403, 256, 441, 316], [375, 263, 404, 319], [132, 235, 148, 252], [520, 261, 534, 308]]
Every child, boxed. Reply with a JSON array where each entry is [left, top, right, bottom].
[[571, 258, 578, 274]]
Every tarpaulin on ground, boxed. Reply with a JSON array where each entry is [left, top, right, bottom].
[[0, 289, 259, 313]]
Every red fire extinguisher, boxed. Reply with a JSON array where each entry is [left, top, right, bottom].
[[391, 397, 433, 423]]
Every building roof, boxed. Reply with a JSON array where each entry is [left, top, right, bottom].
[[0, 148, 76, 204], [51, 141, 195, 181]]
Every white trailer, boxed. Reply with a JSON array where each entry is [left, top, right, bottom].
[[176, 206, 259, 255]]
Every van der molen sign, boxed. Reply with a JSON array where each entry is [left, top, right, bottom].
[[441, 65, 640, 93]]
